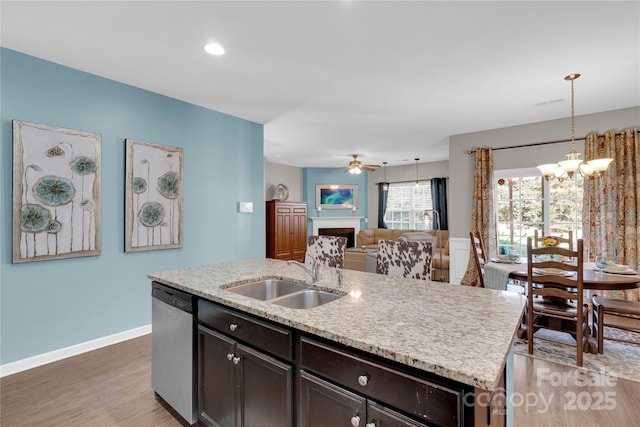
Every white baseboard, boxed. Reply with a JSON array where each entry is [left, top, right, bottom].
[[0, 324, 151, 378]]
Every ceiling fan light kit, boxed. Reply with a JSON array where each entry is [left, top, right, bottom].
[[536, 73, 613, 181], [344, 154, 380, 174]]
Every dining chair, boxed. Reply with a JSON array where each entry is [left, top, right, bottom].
[[526, 237, 589, 367], [591, 295, 640, 353], [469, 231, 487, 288], [376, 239, 432, 280], [305, 235, 347, 268], [534, 229, 574, 250]]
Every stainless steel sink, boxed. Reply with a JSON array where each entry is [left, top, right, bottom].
[[225, 279, 307, 301], [270, 290, 343, 309], [225, 279, 344, 309]]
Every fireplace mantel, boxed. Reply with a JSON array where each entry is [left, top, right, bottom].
[[309, 217, 363, 236]]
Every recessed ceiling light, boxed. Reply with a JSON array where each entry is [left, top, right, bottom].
[[204, 43, 225, 56]]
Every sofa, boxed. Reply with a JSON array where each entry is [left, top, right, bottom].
[[354, 228, 450, 282]]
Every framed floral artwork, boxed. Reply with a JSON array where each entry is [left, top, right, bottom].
[[125, 139, 183, 252], [12, 120, 101, 263]]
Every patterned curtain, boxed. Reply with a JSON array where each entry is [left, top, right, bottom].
[[460, 148, 496, 286], [583, 128, 639, 301]]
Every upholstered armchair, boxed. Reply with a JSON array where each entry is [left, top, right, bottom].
[[376, 240, 433, 280], [305, 235, 347, 269]]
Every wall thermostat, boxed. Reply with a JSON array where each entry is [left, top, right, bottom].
[[238, 202, 253, 213]]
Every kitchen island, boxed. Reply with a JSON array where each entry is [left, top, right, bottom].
[[149, 258, 525, 427]]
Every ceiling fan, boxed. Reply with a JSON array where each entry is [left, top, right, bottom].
[[344, 154, 380, 175]]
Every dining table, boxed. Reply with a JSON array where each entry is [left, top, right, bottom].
[[484, 259, 640, 353], [484, 260, 640, 292]]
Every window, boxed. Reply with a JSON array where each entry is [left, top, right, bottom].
[[384, 182, 432, 230], [495, 168, 583, 256]]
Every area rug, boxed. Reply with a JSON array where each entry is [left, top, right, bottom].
[[513, 327, 640, 383]]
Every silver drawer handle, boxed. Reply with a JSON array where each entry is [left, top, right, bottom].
[[226, 353, 234, 361], [229, 323, 239, 331], [232, 356, 241, 365], [366, 423, 376, 427], [358, 375, 368, 386], [350, 415, 360, 427]]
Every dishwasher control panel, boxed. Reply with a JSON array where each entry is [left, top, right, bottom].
[[152, 282, 193, 313]]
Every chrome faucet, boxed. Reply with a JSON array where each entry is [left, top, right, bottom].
[[336, 267, 343, 288], [288, 258, 319, 283]]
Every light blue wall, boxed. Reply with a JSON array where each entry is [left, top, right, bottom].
[[0, 49, 265, 364], [302, 168, 368, 234]]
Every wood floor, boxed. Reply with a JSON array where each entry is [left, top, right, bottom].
[[1, 334, 638, 426], [0, 334, 190, 427], [513, 354, 639, 426]]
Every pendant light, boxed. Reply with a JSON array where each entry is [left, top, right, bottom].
[[382, 161, 389, 191], [414, 158, 420, 188], [556, 74, 583, 177], [537, 74, 613, 180]]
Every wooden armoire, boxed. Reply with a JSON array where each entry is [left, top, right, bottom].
[[266, 201, 308, 262]]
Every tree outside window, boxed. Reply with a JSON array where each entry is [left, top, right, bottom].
[[495, 169, 582, 256]]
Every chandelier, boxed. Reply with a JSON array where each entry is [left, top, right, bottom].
[[536, 74, 612, 181]]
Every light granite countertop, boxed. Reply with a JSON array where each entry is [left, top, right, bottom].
[[149, 258, 525, 391]]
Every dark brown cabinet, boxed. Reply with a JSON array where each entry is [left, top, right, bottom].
[[238, 344, 293, 426], [195, 300, 476, 427], [299, 371, 366, 426], [299, 336, 467, 427], [266, 201, 307, 262], [198, 301, 293, 427], [367, 401, 431, 427], [198, 328, 237, 427], [299, 371, 430, 427]]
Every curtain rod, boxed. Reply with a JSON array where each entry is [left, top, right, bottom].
[[374, 178, 446, 185], [465, 137, 585, 155], [466, 129, 639, 155]]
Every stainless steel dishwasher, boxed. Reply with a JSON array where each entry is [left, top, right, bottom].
[[152, 282, 197, 424]]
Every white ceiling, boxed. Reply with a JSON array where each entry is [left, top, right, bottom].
[[2, 1, 639, 168]]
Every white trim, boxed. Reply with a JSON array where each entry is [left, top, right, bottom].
[[494, 167, 540, 179], [449, 237, 471, 285], [309, 216, 363, 236], [0, 324, 151, 378]]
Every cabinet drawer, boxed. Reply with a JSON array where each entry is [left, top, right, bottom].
[[300, 337, 463, 427], [368, 400, 431, 427], [198, 300, 292, 362]]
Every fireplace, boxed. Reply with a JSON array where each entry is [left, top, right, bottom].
[[319, 228, 355, 248], [309, 216, 363, 249]]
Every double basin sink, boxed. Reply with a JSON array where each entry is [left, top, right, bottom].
[[225, 279, 344, 309]]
